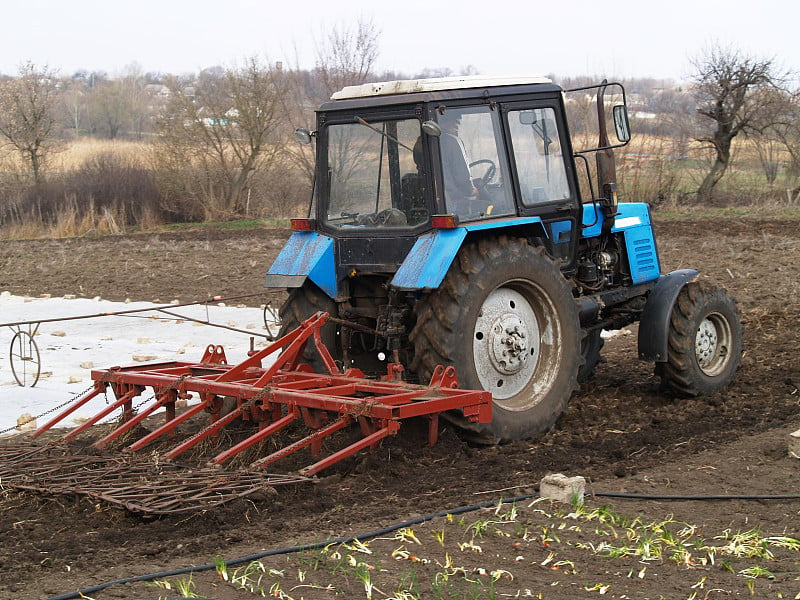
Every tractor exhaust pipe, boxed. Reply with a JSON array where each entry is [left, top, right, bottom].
[[596, 80, 619, 232]]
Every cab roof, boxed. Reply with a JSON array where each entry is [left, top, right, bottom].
[[331, 75, 553, 101]]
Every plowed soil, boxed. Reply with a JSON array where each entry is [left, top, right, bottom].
[[1, 216, 799, 599]]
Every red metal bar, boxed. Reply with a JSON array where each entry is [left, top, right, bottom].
[[217, 312, 330, 385], [428, 415, 439, 446], [299, 420, 400, 476], [251, 313, 339, 387], [31, 384, 105, 438], [249, 415, 353, 471], [93, 389, 177, 450], [126, 401, 209, 452], [163, 402, 252, 460], [210, 410, 298, 466], [62, 388, 138, 441]]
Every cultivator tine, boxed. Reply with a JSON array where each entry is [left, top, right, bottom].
[[62, 387, 139, 441], [93, 389, 178, 449], [163, 400, 254, 461], [299, 420, 401, 476], [126, 401, 208, 452], [249, 414, 353, 471], [210, 410, 298, 466], [31, 383, 106, 438]]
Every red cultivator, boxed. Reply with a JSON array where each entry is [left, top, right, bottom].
[[30, 312, 492, 477]]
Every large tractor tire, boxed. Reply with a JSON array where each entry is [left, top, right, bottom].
[[655, 280, 743, 396], [410, 237, 582, 442], [278, 282, 339, 372]]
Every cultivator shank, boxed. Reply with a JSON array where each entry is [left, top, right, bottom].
[[30, 312, 492, 477]]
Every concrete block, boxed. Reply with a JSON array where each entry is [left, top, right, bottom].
[[16, 413, 36, 431], [788, 428, 800, 459], [540, 473, 586, 505]]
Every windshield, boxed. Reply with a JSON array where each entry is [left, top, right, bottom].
[[323, 117, 427, 230]]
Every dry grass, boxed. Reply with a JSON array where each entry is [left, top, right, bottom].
[[0, 203, 129, 239], [1, 131, 797, 240], [50, 138, 151, 171]]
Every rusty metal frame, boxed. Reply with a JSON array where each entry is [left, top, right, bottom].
[[0, 440, 309, 515], [30, 312, 492, 476]]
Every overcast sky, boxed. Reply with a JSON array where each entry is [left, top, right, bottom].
[[1, 0, 797, 83]]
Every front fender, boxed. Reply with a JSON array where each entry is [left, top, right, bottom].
[[638, 269, 699, 361]]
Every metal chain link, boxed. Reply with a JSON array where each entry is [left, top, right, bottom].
[[95, 392, 156, 426], [92, 374, 191, 427], [0, 384, 97, 436]]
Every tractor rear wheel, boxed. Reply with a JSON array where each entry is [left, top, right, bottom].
[[410, 237, 582, 441], [278, 282, 339, 372], [655, 281, 742, 396]]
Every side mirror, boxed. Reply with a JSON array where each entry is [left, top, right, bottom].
[[294, 128, 313, 144], [613, 105, 630, 143], [421, 120, 442, 137], [518, 110, 537, 125]]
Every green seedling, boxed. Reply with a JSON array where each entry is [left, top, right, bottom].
[[739, 565, 775, 579], [395, 527, 422, 545], [214, 553, 228, 581], [147, 575, 199, 598], [432, 527, 446, 547]]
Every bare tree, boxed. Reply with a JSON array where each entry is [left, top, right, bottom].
[[0, 62, 60, 183], [90, 81, 129, 139], [764, 90, 800, 190], [60, 73, 89, 136], [691, 45, 786, 202], [281, 19, 381, 186], [120, 63, 148, 138], [154, 57, 290, 220], [314, 18, 380, 97]]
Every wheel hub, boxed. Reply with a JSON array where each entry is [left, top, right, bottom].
[[695, 318, 719, 368], [473, 287, 541, 399], [489, 316, 530, 375], [694, 313, 733, 376]]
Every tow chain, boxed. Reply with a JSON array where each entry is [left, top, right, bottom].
[[0, 384, 97, 436]]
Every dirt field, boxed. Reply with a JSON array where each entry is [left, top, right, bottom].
[[1, 216, 799, 599]]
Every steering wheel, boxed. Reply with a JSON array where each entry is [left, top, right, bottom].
[[469, 159, 497, 189]]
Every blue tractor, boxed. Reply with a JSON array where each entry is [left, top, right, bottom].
[[265, 76, 743, 442]]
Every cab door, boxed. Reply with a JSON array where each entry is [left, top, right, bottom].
[[500, 101, 582, 267]]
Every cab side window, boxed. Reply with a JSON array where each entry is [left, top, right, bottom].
[[507, 108, 572, 205], [438, 106, 513, 222]]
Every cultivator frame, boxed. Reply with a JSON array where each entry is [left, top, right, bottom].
[[30, 312, 492, 477]]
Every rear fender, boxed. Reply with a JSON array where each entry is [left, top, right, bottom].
[[391, 217, 546, 291], [638, 269, 699, 361], [263, 232, 337, 298]]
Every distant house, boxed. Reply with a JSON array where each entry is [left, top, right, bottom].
[[144, 84, 170, 99], [144, 84, 171, 113]]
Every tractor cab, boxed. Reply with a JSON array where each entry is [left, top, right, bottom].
[[288, 75, 631, 286]]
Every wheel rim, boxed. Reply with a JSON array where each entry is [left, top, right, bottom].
[[472, 283, 561, 407], [10, 330, 41, 387], [695, 312, 733, 377]]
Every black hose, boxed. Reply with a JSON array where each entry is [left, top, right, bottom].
[[43, 492, 538, 600], [593, 491, 800, 501], [43, 488, 800, 600]]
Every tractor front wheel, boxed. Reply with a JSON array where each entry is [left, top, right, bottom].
[[655, 281, 743, 396], [579, 329, 604, 383], [410, 237, 582, 441]]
